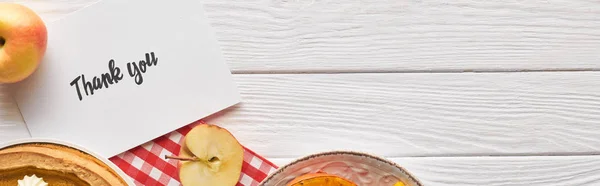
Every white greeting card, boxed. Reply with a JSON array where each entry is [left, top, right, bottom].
[[13, 0, 240, 157]]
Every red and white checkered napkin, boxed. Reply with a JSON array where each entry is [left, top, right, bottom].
[[108, 121, 279, 186]]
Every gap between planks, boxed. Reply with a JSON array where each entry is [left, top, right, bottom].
[[232, 68, 600, 74]]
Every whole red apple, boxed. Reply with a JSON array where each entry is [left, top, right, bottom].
[[0, 3, 47, 83]]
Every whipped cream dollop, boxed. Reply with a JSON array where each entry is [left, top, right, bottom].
[[17, 175, 48, 186]]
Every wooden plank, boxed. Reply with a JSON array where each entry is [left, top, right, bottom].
[[0, 85, 30, 142], [202, 0, 600, 72], [204, 72, 600, 157], [9, 0, 600, 72], [269, 156, 600, 186], [2, 72, 600, 156]]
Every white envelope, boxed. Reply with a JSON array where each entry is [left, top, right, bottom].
[[13, 0, 241, 157]]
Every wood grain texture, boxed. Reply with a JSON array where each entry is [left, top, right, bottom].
[[0, 85, 29, 142], [3, 72, 600, 156], [204, 72, 600, 157], [269, 156, 600, 186], [201, 0, 600, 72], [6, 0, 600, 72], [2, 1, 599, 185]]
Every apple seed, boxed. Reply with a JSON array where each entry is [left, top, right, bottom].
[[208, 156, 220, 163]]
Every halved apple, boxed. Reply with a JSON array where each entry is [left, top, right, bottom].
[[286, 172, 357, 186], [176, 124, 244, 186]]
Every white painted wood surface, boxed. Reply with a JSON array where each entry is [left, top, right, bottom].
[[207, 72, 600, 157], [8, 0, 600, 72], [0, 86, 29, 142], [2, 0, 600, 185], [202, 0, 600, 73]]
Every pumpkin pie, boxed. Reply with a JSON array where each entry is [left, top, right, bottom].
[[0, 142, 128, 186]]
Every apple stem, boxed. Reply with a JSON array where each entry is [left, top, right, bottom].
[[165, 155, 199, 161]]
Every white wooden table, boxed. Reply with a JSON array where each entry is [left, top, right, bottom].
[[3, 1, 600, 185]]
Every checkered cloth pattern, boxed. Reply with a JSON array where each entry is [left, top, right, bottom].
[[109, 121, 278, 186]]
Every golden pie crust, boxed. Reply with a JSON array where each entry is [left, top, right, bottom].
[[0, 143, 128, 186]]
